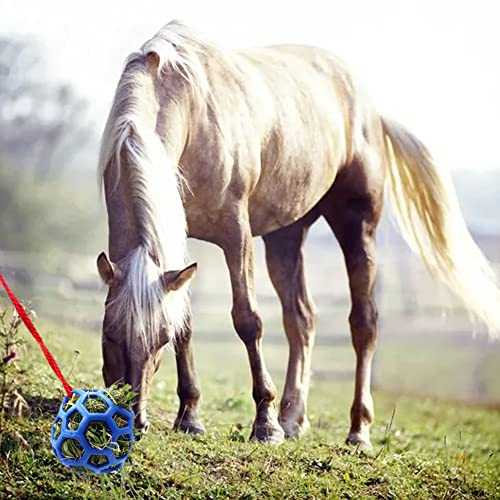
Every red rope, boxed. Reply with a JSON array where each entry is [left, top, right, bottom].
[[0, 273, 73, 397]]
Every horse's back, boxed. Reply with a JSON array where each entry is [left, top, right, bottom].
[[183, 42, 373, 237], [237, 46, 366, 234]]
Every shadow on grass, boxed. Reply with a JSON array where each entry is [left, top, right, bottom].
[[23, 394, 61, 417]]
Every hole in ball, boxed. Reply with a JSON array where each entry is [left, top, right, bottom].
[[61, 438, 84, 460], [84, 395, 109, 413], [113, 434, 132, 458], [85, 421, 112, 450], [112, 413, 129, 428], [88, 454, 109, 466]]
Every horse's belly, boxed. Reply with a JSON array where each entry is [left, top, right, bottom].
[[247, 160, 338, 236], [247, 92, 348, 235]]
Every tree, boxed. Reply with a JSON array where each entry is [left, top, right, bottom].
[[0, 37, 93, 179]]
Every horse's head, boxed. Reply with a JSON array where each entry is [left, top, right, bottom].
[[96, 250, 196, 435]]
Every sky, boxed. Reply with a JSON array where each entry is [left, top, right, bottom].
[[1, 0, 499, 170]]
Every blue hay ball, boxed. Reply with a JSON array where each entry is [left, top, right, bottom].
[[51, 389, 135, 474]]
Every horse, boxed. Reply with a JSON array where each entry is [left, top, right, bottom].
[[96, 20, 500, 449]]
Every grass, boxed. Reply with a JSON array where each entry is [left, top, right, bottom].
[[0, 321, 499, 499]]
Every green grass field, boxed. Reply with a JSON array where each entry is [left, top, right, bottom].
[[1, 321, 499, 499]]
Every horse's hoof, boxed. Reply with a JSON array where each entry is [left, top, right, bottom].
[[174, 406, 206, 435], [346, 432, 373, 451], [250, 422, 285, 445], [279, 415, 310, 440], [174, 418, 206, 435]]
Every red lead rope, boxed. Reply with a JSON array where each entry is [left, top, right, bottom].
[[0, 273, 73, 398]]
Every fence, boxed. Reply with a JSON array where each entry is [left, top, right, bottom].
[[1, 234, 500, 405]]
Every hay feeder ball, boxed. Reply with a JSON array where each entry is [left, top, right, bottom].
[[51, 388, 135, 474]]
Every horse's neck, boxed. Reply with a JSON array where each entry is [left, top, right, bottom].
[[102, 66, 190, 269], [104, 148, 187, 271]]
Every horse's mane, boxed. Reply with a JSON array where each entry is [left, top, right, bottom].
[[97, 20, 211, 350], [137, 20, 213, 100], [98, 20, 215, 192]]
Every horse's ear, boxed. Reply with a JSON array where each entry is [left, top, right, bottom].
[[145, 51, 161, 73], [161, 263, 197, 292], [97, 252, 117, 286]]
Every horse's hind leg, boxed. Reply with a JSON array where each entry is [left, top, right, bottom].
[[173, 317, 205, 435], [320, 154, 384, 450], [263, 211, 319, 439]]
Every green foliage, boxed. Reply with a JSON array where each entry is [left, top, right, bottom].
[[0, 302, 30, 417], [0, 162, 105, 254], [104, 384, 136, 411], [0, 322, 499, 499]]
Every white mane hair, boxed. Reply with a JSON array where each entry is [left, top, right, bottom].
[[97, 20, 210, 350]]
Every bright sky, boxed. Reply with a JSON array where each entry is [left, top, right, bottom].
[[1, 0, 499, 170]]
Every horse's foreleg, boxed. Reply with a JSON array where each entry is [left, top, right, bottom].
[[222, 217, 284, 444], [173, 317, 205, 434], [263, 219, 316, 439]]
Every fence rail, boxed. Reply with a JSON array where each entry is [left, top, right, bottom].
[[1, 246, 499, 405]]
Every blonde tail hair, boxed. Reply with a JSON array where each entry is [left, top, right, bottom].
[[381, 117, 500, 338]]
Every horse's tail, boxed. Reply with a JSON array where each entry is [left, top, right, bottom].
[[381, 116, 500, 338]]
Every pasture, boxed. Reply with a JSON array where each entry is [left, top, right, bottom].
[[1, 8, 500, 500], [1, 319, 499, 499]]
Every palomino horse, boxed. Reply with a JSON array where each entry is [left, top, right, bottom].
[[97, 21, 500, 449]]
